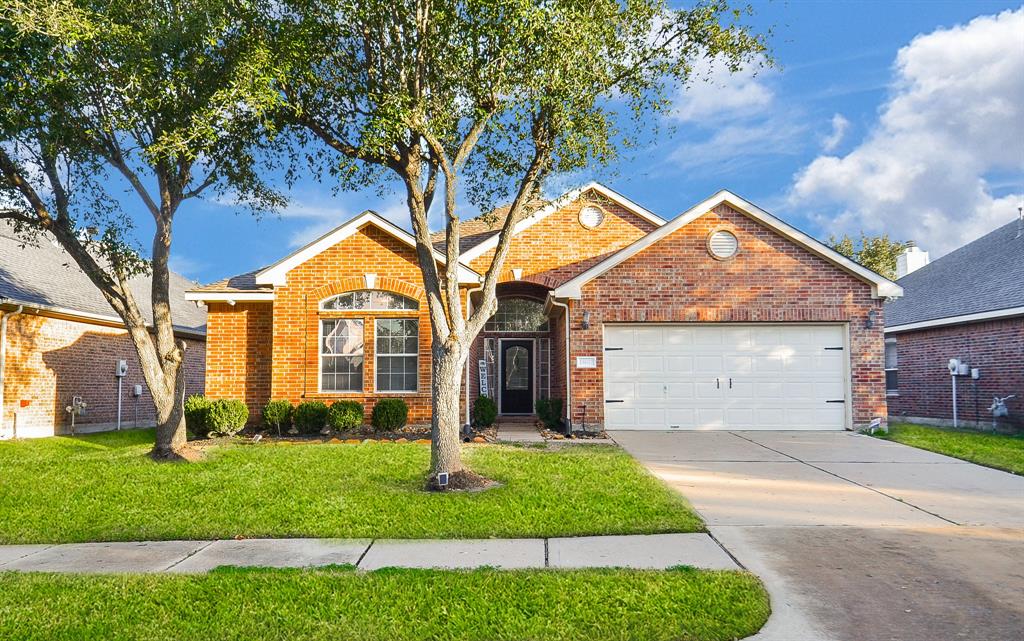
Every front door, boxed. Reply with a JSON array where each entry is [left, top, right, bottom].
[[500, 340, 533, 414]]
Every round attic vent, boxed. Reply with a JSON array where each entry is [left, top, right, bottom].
[[707, 229, 739, 260], [578, 205, 606, 229]]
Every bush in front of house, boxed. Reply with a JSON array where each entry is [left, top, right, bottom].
[[371, 398, 408, 431], [535, 398, 564, 431], [262, 400, 293, 435], [184, 394, 211, 439], [473, 396, 498, 428], [328, 400, 364, 431], [205, 399, 249, 437], [292, 401, 329, 434]]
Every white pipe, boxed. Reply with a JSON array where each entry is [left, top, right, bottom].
[[117, 376, 123, 431], [547, 296, 572, 430], [951, 374, 958, 428], [0, 305, 25, 438]]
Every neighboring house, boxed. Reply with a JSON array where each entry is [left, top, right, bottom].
[[885, 215, 1024, 429], [187, 183, 900, 432], [0, 222, 206, 438]]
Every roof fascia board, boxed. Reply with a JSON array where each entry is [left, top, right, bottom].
[[552, 190, 903, 300], [254, 210, 481, 286], [458, 182, 667, 263], [183, 291, 275, 302], [885, 306, 1024, 333]]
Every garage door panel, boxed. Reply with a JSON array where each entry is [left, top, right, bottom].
[[604, 324, 849, 431]]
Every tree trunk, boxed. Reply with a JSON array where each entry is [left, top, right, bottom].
[[429, 339, 471, 486], [150, 339, 189, 459]]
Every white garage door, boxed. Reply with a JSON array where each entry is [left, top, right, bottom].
[[603, 324, 849, 430]]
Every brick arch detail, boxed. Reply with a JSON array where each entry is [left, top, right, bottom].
[[310, 276, 425, 304]]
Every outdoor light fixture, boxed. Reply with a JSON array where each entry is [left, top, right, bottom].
[[865, 309, 876, 329], [581, 310, 591, 329]]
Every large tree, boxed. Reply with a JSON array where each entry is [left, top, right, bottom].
[[0, 0, 280, 457], [829, 232, 907, 280], [266, 0, 769, 487]]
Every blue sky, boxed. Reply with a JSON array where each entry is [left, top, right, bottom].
[[170, 1, 1024, 284]]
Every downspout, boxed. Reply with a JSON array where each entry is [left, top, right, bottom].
[[464, 283, 483, 428], [0, 305, 25, 439], [547, 296, 572, 431]]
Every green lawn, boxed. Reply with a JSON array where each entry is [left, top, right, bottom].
[[0, 429, 702, 544], [876, 423, 1024, 475], [0, 566, 769, 641]]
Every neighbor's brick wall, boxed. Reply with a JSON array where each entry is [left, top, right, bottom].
[[467, 193, 658, 286], [569, 202, 887, 430], [1, 312, 204, 438], [204, 302, 273, 420], [887, 318, 1024, 426]]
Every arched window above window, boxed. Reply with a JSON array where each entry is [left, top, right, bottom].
[[485, 297, 549, 332], [321, 290, 419, 311]]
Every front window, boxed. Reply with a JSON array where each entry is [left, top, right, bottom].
[[485, 297, 549, 332], [321, 319, 364, 392], [376, 319, 418, 392], [885, 339, 898, 395], [321, 290, 418, 311]]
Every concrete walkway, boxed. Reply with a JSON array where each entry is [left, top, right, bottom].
[[0, 533, 738, 574], [611, 430, 1024, 641]]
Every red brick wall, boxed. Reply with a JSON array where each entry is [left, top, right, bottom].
[[1, 312, 205, 438], [268, 225, 462, 424], [204, 302, 273, 420], [467, 193, 659, 286], [887, 318, 1024, 426], [568, 202, 887, 430]]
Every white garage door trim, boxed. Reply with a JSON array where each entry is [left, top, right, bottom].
[[602, 323, 853, 431]]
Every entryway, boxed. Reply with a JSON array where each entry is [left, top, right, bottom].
[[499, 339, 534, 415]]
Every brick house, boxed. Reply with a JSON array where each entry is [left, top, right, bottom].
[[885, 215, 1024, 429], [0, 222, 206, 438], [188, 184, 901, 431]]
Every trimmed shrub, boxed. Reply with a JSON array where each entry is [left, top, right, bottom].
[[293, 401, 329, 434], [328, 400, 364, 431], [262, 400, 293, 435], [472, 396, 498, 428], [535, 398, 564, 431], [184, 394, 211, 439], [205, 399, 249, 437], [371, 398, 408, 431]]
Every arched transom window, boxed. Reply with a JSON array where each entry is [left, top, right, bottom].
[[485, 297, 549, 332], [321, 290, 418, 311]]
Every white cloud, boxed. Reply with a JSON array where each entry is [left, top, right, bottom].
[[672, 55, 774, 123], [821, 114, 850, 152], [790, 8, 1024, 256], [168, 253, 205, 279]]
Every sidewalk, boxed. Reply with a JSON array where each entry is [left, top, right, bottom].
[[0, 533, 739, 574]]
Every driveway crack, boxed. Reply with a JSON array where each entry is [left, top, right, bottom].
[[728, 432, 959, 526]]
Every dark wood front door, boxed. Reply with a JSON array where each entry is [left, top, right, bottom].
[[500, 340, 533, 414]]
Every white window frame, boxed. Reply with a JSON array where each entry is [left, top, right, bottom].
[[884, 337, 898, 396], [320, 290, 418, 312], [319, 318, 364, 393], [374, 318, 419, 393]]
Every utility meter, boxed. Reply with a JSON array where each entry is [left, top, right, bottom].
[[116, 360, 128, 377]]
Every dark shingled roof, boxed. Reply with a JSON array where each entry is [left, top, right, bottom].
[[886, 218, 1024, 327], [0, 221, 207, 336], [430, 201, 548, 254], [188, 269, 272, 294]]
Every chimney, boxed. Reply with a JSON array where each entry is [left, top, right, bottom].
[[896, 240, 929, 279]]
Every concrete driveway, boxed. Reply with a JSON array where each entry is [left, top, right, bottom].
[[611, 430, 1024, 641]]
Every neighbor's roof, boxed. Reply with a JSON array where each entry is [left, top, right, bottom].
[[886, 218, 1024, 330], [0, 220, 206, 336]]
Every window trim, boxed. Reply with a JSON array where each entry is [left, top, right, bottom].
[[374, 317, 420, 394], [319, 290, 418, 312], [319, 318, 365, 394], [485, 296, 550, 333], [884, 337, 899, 396]]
